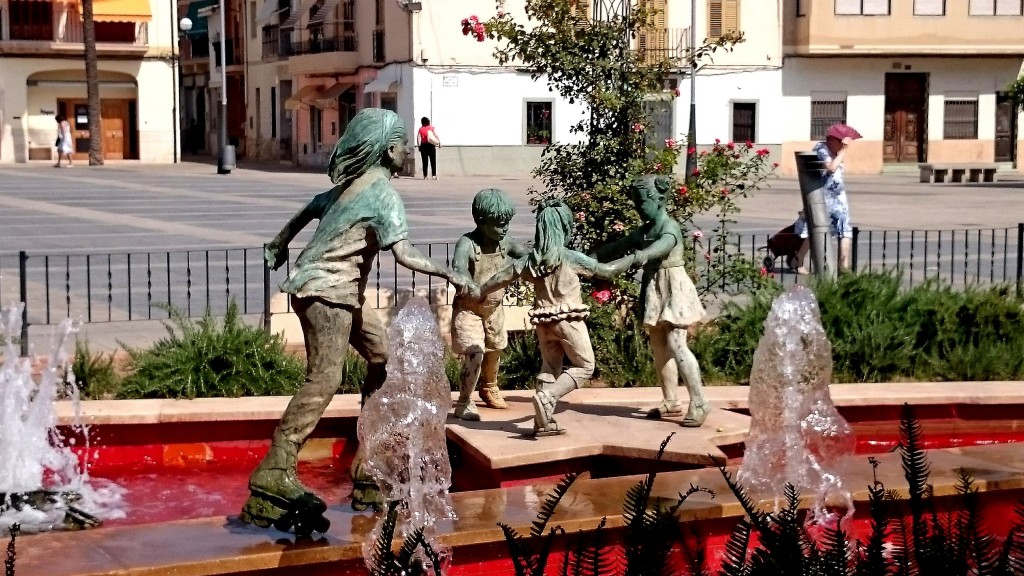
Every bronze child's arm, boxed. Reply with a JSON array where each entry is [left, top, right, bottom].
[[265, 190, 333, 270]]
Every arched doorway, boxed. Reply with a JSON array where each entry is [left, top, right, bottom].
[[27, 69, 140, 161]]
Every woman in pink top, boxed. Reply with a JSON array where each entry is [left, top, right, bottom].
[[416, 116, 439, 179]]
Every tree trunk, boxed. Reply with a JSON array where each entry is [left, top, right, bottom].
[[82, 0, 104, 166]]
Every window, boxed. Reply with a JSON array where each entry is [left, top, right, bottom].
[[835, 0, 890, 15], [944, 99, 978, 139], [914, 0, 944, 15], [969, 0, 1023, 14], [707, 0, 739, 39], [309, 106, 322, 152], [525, 101, 553, 145], [731, 102, 756, 143], [810, 99, 847, 140], [270, 86, 277, 138], [8, 0, 53, 40], [250, 1, 257, 37], [255, 88, 261, 137]]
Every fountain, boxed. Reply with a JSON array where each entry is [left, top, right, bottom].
[[737, 285, 855, 522], [357, 298, 456, 572], [0, 303, 124, 534]]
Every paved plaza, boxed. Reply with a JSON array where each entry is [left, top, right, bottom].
[[1, 160, 1022, 351]]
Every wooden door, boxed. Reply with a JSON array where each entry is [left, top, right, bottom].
[[995, 92, 1017, 163], [62, 100, 92, 161], [100, 100, 127, 159], [883, 73, 928, 163]]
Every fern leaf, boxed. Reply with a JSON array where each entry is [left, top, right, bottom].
[[856, 480, 893, 576], [369, 500, 401, 575], [997, 501, 1024, 576], [533, 526, 565, 576], [956, 469, 1000, 576], [716, 464, 769, 532], [498, 523, 536, 576], [393, 526, 426, 570], [718, 518, 751, 576], [5, 524, 18, 576], [531, 472, 581, 538]]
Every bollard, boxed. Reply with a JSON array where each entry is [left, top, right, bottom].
[[19, 251, 29, 356], [794, 152, 837, 280]]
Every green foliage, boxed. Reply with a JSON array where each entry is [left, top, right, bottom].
[[714, 405, 1024, 576], [468, 0, 772, 301], [117, 301, 304, 399], [367, 500, 443, 576], [496, 435, 714, 576], [70, 340, 121, 400], [499, 330, 542, 390], [691, 271, 1024, 384], [586, 291, 657, 388], [4, 524, 17, 576], [1008, 75, 1024, 107]]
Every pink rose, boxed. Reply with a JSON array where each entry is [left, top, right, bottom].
[[692, 230, 703, 239], [591, 289, 613, 304], [612, 221, 625, 232]]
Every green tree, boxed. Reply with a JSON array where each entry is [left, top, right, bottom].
[[465, 0, 774, 299]]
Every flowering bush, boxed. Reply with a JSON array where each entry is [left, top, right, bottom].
[[461, 0, 767, 305]]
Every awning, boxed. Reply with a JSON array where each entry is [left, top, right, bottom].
[[183, 0, 217, 36], [307, 0, 340, 25], [66, 0, 152, 22], [280, 0, 317, 29], [313, 81, 353, 108], [284, 84, 322, 110], [255, 0, 279, 22], [363, 67, 400, 93]]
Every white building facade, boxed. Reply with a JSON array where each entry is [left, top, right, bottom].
[[0, 0, 178, 163]]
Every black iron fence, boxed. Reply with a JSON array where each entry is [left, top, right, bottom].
[[2, 225, 1022, 355]]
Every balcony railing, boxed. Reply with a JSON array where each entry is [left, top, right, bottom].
[[635, 27, 689, 65], [289, 31, 356, 56]]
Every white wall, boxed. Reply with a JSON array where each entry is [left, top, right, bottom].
[[674, 68, 784, 144], [780, 57, 1023, 143], [410, 66, 588, 147]]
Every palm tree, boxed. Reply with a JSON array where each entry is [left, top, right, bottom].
[[82, 0, 104, 165]]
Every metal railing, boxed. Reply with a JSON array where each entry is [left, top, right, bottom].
[[289, 32, 357, 56], [3, 224, 1022, 355]]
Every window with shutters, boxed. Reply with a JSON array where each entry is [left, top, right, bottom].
[[731, 102, 756, 143], [835, 0, 890, 15], [810, 99, 847, 140], [914, 0, 944, 15], [569, 0, 590, 29], [969, 0, 1023, 14], [707, 0, 739, 39], [638, 0, 667, 64], [943, 99, 978, 139]]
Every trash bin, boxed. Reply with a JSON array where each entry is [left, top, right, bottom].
[[218, 144, 236, 175], [794, 152, 836, 279]]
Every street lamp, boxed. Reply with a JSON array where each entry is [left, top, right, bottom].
[[180, 6, 233, 174], [683, 0, 697, 181]]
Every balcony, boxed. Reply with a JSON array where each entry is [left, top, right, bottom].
[[785, 0, 1024, 56], [287, 30, 358, 75], [635, 27, 690, 66], [0, 0, 148, 56], [261, 24, 289, 60]]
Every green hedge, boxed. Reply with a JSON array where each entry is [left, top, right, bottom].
[[692, 271, 1024, 384]]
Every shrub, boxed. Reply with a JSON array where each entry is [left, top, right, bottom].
[[499, 330, 541, 390], [691, 271, 1024, 384], [70, 340, 121, 400], [118, 301, 304, 399]]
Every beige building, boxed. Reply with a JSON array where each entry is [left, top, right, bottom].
[[0, 0, 177, 163], [778, 0, 1024, 175]]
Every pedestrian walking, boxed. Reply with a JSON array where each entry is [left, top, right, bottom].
[[814, 124, 862, 273], [417, 117, 440, 179], [53, 115, 74, 168]]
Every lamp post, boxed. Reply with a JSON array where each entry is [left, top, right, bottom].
[[683, 0, 697, 180], [180, 7, 233, 174], [215, 0, 233, 174]]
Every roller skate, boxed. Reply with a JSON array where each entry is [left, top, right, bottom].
[[240, 467, 330, 537]]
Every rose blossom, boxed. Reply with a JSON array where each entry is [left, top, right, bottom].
[[612, 221, 625, 232], [692, 230, 704, 239], [591, 289, 613, 304]]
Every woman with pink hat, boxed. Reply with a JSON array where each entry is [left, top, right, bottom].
[[813, 123, 862, 273]]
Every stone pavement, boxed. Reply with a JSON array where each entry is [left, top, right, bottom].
[[1, 160, 1022, 352]]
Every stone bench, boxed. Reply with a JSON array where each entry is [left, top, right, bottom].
[[919, 163, 998, 184]]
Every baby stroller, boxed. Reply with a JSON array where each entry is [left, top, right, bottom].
[[760, 223, 804, 272]]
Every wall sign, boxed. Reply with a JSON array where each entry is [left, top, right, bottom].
[[442, 75, 458, 88]]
